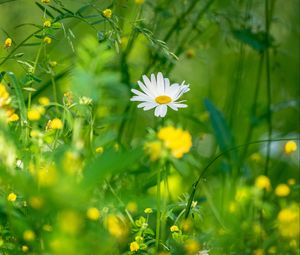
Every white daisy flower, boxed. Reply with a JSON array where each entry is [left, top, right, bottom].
[[130, 72, 190, 117]]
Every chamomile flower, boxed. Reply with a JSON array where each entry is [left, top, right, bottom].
[[130, 72, 190, 117]]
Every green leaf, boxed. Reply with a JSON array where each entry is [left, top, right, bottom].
[[232, 29, 273, 52], [204, 99, 235, 155], [82, 148, 143, 188]]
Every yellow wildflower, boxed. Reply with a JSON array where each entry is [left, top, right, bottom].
[[288, 178, 296, 186], [185, 48, 196, 58], [130, 241, 140, 252], [29, 196, 44, 209], [38, 96, 50, 106], [37, 164, 57, 186], [253, 248, 264, 255], [158, 126, 192, 158], [47, 118, 63, 129], [170, 225, 179, 232], [95, 146, 104, 154], [277, 204, 299, 238], [21, 245, 29, 252], [255, 175, 271, 191], [184, 239, 200, 254], [135, 0, 145, 4], [144, 141, 162, 161], [7, 192, 17, 202], [4, 38, 12, 48], [144, 208, 153, 214], [126, 202, 138, 213], [250, 152, 262, 162], [41, 0, 50, 3], [8, 112, 19, 122], [275, 184, 290, 197], [284, 140, 297, 155], [58, 210, 83, 235], [27, 108, 41, 121], [0, 83, 11, 107], [105, 214, 128, 239], [43, 36, 52, 44], [23, 230, 35, 241], [43, 20, 51, 28], [102, 9, 112, 18], [87, 207, 101, 221]]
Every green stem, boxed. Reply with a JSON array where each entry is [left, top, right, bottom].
[[51, 75, 58, 112], [155, 163, 162, 252], [28, 44, 43, 111], [264, 0, 272, 176]]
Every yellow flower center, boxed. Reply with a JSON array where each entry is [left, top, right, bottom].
[[155, 95, 172, 104]]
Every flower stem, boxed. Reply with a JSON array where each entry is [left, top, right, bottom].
[[155, 163, 162, 252]]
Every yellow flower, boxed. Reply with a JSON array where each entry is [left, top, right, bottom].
[[130, 241, 140, 252], [23, 230, 35, 241], [0, 83, 11, 107], [250, 152, 262, 162], [275, 184, 290, 197], [4, 38, 12, 48], [255, 175, 271, 191], [170, 225, 179, 232], [41, 0, 50, 3], [144, 141, 162, 161], [27, 108, 41, 121], [7, 192, 17, 202], [8, 113, 19, 122], [38, 97, 50, 106], [268, 246, 276, 254], [144, 208, 153, 214], [21, 245, 29, 252], [58, 210, 83, 235], [37, 164, 57, 186], [87, 207, 101, 221], [158, 126, 192, 158], [29, 196, 44, 209], [284, 140, 297, 155], [43, 36, 52, 44], [102, 8, 112, 18], [288, 178, 296, 186], [126, 202, 138, 213], [135, 0, 145, 4], [253, 248, 264, 255], [95, 146, 104, 154], [105, 214, 128, 239], [43, 20, 51, 28], [277, 204, 299, 238], [184, 239, 200, 254], [185, 48, 196, 58], [47, 118, 63, 129]]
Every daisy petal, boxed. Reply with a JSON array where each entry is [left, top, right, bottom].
[[172, 103, 188, 108], [168, 103, 178, 111], [137, 81, 155, 98], [154, 105, 161, 117], [160, 105, 168, 117], [156, 72, 165, 94]]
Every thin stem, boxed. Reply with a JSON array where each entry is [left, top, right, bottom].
[[155, 164, 162, 252], [28, 44, 43, 111], [51, 75, 58, 112], [264, 0, 272, 176]]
